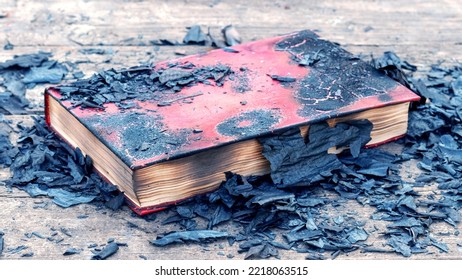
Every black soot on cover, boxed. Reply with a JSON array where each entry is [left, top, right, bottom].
[[275, 30, 397, 117]]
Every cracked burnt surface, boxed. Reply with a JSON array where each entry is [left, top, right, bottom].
[[275, 30, 398, 117]]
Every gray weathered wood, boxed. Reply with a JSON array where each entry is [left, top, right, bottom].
[[0, 0, 461, 260]]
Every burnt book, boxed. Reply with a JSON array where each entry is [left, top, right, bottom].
[[44, 30, 420, 215]]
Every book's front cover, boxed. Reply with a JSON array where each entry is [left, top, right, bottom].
[[46, 30, 420, 170]]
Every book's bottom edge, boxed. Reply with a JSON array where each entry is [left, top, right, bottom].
[[365, 133, 405, 148], [124, 195, 178, 215]]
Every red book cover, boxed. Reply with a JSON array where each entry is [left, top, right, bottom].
[[45, 30, 420, 214]]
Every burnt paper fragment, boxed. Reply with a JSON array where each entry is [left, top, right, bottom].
[[105, 192, 126, 210], [249, 190, 294, 206], [183, 25, 207, 45], [372, 51, 414, 88], [306, 253, 326, 260], [239, 238, 263, 250], [223, 47, 239, 53], [386, 234, 412, 257], [150, 230, 229, 246], [222, 172, 254, 197], [4, 40, 14, 50], [180, 219, 197, 231], [22, 64, 68, 84], [284, 230, 324, 243], [204, 28, 226, 48], [222, 25, 241, 46], [244, 244, 266, 259], [451, 76, 462, 96], [259, 120, 372, 187], [208, 205, 232, 228], [176, 205, 195, 219], [361, 247, 395, 254], [242, 209, 277, 234], [297, 50, 324, 66], [388, 217, 422, 229], [438, 134, 462, 164], [91, 242, 119, 260], [150, 39, 180, 46], [47, 189, 96, 208], [297, 197, 326, 207], [259, 126, 340, 187], [430, 237, 449, 253], [21, 252, 34, 257], [63, 248, 81, 256], [79, 48, 108, 55], [25, 181, 92, 203], [209, 186, 235, 209], [7, 245, 27, 255], [268, 75, 296, 83], [84, 154, 93, 174], [67, 156, 85, 183], [339, 148, 394, 179], [0, 52, 51, 69], [0, 231, 4, 255], [0, 52, 68, 114], [407, 109, 445, 138], [0, 94, 28, 115], [397, 196, 418, 212], [74, 147, 85, 166], [412, 79, 434, 102], [346, 227, 369, 243], [158, 68, 193, 84], [0, 120, 13, 164], [30, 232, 45, 239], [21, 184, 48, 197], [269, 240, 291, 250], [243, 243, 279, 259]]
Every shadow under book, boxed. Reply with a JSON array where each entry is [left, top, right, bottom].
[[44, 30, 420, 215]]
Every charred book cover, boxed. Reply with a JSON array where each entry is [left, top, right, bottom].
[[45, 30, 420, 215]]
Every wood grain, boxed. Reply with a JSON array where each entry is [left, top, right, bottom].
[[1, 0, 461, 260]]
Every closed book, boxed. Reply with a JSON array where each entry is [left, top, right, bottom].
[[45, 30, 420, 215]]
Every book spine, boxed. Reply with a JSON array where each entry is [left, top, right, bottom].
[[44, 90, 52, 127]]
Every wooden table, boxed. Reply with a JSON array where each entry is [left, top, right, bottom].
[[1, 0, 461, 260]]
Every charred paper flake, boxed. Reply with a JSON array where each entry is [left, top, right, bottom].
[[150, 230, 229, 246]]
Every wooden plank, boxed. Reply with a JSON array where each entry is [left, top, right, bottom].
[[1, 0, 461, 48], [1, 0, 461, 260]]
